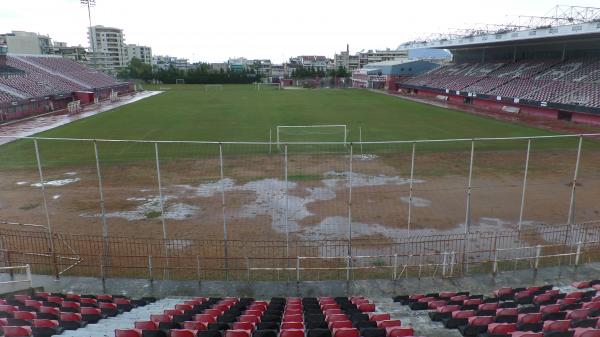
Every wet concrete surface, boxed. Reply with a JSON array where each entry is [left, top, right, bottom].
[[2, 261, 596, 299], [0, 91, 162, 145]]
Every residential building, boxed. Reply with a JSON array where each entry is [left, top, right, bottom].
[[334, 45, 408, 70], [289, 55, 331, 72], [0, 31, 53, 55], [253, 59, 272, 77], [52, 42, 88, 62], [228, 57, 251, 72], [88, 25, 127, 74], [152, 55, 191, 71], [127, 44, 152, 65]]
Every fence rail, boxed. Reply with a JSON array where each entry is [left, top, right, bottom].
[[0, 222, 599, 281]]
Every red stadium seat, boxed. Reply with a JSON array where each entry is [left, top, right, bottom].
[[281, 322, 304, 330], [386, 327, 413, 337], [329, 321, 353, 329], [3, 326, 32, 337], [574, 329, 600, 337], [377, 320, 401, 329], [195, 314, 217, 323], [13, 311, 36, 320], [170, 329, 197, 337], [134, 321, 158, 330], [225, 330, 251, 337], [233, 322, 255, 331], [280, 329, 305, 337], [488, 323, 517, 335], [369, 313, 391, 321], [543, 320, 571, 332], [333, 328, 359, 337], [183, 321, 206, 330], [115, 329, 142, 337]]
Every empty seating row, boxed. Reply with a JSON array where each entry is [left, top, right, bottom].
[[393, 279, 600, 337], [0, 291, 155, 337], [115, 296, 414, 337], [401, 58, 600, 108]]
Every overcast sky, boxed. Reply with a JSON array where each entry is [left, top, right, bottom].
[[1, 1, 598, 63]]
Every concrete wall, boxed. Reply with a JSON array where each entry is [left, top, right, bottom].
[[7, 262, 598, 299]]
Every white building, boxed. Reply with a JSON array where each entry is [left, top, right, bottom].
[[334, 45, 408, 70], [153, 55, 191, 71], [127, 44, 152, 65], [88, 25, 127, 74], [0, 31, 53, 55], [291, 55, 331, 72]]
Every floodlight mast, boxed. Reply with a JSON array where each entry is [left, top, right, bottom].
[[81, 0, 97, 70]]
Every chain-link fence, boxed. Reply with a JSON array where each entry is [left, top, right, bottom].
[[0, 134, 599, 280]]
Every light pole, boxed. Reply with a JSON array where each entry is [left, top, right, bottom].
[[81, 0, 97, 69]]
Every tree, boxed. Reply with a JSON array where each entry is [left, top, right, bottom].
[[119, 57, 153, 81]]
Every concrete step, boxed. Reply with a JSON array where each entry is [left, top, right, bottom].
[[56, 298, 186, 337]]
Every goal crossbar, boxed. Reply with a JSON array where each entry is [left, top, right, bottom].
[[257, 83, 282, 90]]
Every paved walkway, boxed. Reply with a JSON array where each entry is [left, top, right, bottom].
[[0, 91, 162, 146]]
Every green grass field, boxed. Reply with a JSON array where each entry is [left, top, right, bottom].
[[0, 84, 580, 168]]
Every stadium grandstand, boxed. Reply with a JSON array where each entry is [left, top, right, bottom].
[[397, 5, 600, 125], [0, 45, 131, 122]]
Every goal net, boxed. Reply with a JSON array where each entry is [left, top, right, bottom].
[[205, 84, 224, 92], [175, 79, 185, 84], [276, 125, 347, 146], [257, 83, 282, 91]]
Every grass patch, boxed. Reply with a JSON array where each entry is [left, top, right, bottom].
[[1, 84, 589, 169], [19, 203, 40, 210], [145, 211, 162, 219]]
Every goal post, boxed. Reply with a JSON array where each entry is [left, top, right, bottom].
[[204, 84, 224, 92], [175, 79, 185, 84], [257, 83, 282, 91], [276, 125, 348, 148]]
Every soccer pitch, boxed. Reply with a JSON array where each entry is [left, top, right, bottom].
[[0, 84, 568, 167], [37, 84, 557, 142]]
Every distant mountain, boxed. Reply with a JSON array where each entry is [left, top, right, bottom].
[[408, 48, 452, 60]]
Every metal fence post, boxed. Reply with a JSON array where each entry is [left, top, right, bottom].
[[26, 264, 32, 288], [568, 136, 583, 226], [348, 144, 353, 258], [269, 128, 272, 155], [296, 256, 300, 282], [219, 143, 229, 281], [450, 252, 455, 277], [393, 254, 398, 280], [33, 139, 59, 280], [418, 253, 423, 279], [575, 241, 582, 266], [407, 142, 416, 235], [93, 140, 109, 281], [464, 140, 475, 273], [493, 248, 498, 275], [442, 251, 447, 277], [518, 139, 532, 232], [148, 255, 153, 282], [196, 256, 201, 282], [154, 142, 169, 279], [567, 136, 583, 265], [284, 145, 290, 272], [534, 245, 542, 270], [346, 256, 351, 281]]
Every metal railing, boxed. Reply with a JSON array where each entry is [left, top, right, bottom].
[[0, 265, 32, 288], [1, 133, 600, 281]]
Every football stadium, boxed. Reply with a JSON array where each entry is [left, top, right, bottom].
[[0, 3, 600, 337]]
